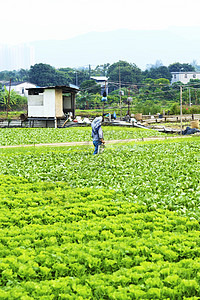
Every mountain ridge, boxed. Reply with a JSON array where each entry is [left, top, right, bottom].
[[19, 27, 200, 69], [0, 26, 200, 70]]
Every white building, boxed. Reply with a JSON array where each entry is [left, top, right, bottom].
[[171, 72, 200, 84], [27, 85, 79, 127], [4, 81, 37, 97]]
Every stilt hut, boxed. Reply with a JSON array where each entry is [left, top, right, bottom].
[[27, 85, 79, 127]]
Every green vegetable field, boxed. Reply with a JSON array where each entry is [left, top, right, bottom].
[[0, 127, 166, 146], [0, 129, 199, 299]]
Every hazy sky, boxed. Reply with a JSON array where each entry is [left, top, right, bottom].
[[1, 0, 200, 45]]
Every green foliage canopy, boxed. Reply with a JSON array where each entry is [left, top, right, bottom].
[[107, 60, 143, 91], [0, 60, 200, 114], [143, 66, 172, 81], [80, 79, 101, 94], [29, 63, 69, 86], [168, 63, 195, 72]]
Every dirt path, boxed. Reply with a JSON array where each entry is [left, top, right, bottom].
[[0, 135, 192, 149]]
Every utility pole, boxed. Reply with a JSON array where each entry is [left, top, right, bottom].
[[103, 80, 106, 117], [119, 64, 122, 120], [102, 80, 107, 121], [189, 88, 191, 107], [195, 89, 197, 105], [6, 79, 11, 118], [127, 87, 130, 116], [180, 85, 183, 136], [127, 87, 133, 118]]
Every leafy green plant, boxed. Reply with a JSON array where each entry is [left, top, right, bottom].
[[0, 126, 166, 146], [0, 137, 200, 298]]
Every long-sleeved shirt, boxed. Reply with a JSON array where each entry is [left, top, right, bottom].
[[92, 126, 103, 141]]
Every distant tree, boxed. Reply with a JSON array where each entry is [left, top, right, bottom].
[[140, 78, 157, 92], [75, 70, 90, 86], [143, 66, 172, 81], [80, 79, 101, 94], [17, 69, 29, 82], [188, 78, 200, 88], [29, 63, 69, 86], [92, 64, 110, 76], [135, 100, 162, 115], [29, 63, 56, 86], [0, 69, 29, 83], [171, 81, 184, 89], [76, 91, 90, 109], [58, 67, 76, 84], [58, 67, 90, 86], [0, 71, 17, 82], [168, 63, 195, 72], [154, 78, 170, 87], [54, 70, 70, 86], [107, 61, 143, 91]]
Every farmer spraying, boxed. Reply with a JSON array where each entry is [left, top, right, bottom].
[[91, 116, 105, 154]]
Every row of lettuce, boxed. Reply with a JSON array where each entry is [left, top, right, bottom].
[[0, 127, 167, 146], [0, 137, 199, 298], [0, 140, 199, 215]]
